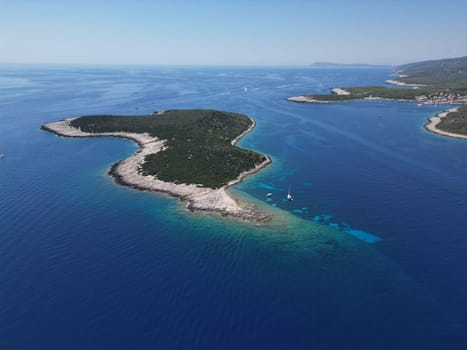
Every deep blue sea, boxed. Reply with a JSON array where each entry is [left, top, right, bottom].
[[1, 65, 467, 349]]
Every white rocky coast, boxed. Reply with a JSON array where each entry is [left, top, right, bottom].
[[42, 118, 272, 223]]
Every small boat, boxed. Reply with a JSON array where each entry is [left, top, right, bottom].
[[266, 193, 273, 197], [0, 153, 4, 159], [287, 185, 293, 201]]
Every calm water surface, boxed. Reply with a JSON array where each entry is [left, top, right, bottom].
[[1, 65, 467, 349]]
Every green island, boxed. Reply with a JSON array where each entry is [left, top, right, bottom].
[[69, 110, 267, 188], [289, 56, 467, 137]]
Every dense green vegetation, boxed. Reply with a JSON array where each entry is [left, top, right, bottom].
[[397, 56, 467, 86], [304, 86, 467, 102], [436, 106, 467, 135], [70, 110, 267, 188]]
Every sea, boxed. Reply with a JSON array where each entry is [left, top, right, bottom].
[[1, 64, 467, 349]]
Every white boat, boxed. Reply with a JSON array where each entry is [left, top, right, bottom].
[[266, 193, 273, 197], [287, 185, 293, 201]]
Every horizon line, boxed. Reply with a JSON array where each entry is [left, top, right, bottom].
[[0, 61, 396, 68], [2, 55, 466, 68]]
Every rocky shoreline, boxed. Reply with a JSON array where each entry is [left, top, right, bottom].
[[384, 79, 425, 87], [42, 118, 273, 223], [424, 107, 467, 140], [288, 87, 351, 103], [287, 96, 329, 103]]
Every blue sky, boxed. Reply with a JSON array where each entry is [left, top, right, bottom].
[[1, 0, 467, 66]]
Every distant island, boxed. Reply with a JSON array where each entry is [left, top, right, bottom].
[[42, 110, 272, 222], [310, 62, 390, 69], [289, 56, 467, 139]]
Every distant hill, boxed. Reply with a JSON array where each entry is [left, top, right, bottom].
[[396, 56, 467, 86], [292, 56, 467, 105], [310, 62, 390, 69]]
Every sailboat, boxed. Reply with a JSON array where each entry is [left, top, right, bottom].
[[287, 185, 293, 201]]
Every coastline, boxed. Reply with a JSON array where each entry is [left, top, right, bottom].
[[331, 88, 350, 95], [384, 79, 424, 87], [287, 88, 467, 140], [42, 117, 273, 223], [287, 95, 414, 104], [288, 89, 466, 105], [287, 87, 350, 103], [424, 107, 467, 140], [287, 96, 330, 103]]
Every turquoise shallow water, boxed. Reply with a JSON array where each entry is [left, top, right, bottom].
[[1, 65, 467, 349]]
